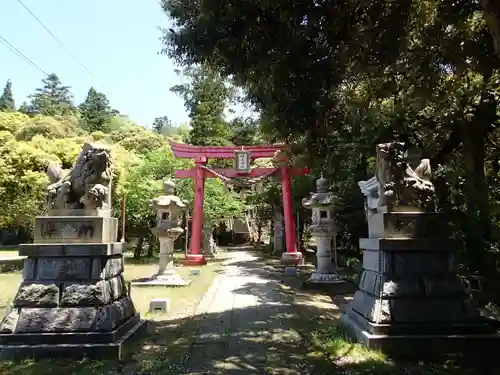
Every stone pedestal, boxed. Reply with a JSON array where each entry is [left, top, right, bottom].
[[0, 213, 143, 359], [340, 211, 500, 356], [183, 253, 207, 266], [280, 251, 303, 265], [307, 235, 344, 283]]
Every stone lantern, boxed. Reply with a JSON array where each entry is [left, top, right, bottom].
[[132, 179, 191, 286], [302, 175, 344, 284]]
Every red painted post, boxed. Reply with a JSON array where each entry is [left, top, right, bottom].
[[170, 142, 311, 267], [121, 191, 126, 243], [184, 160, 207, 266], [280, 166, 303, 265]]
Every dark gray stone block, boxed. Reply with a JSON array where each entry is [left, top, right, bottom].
[[422, 276, 466, 297], [90, 256, 124, 280], [10, 296, 135, 334], [368, 212, 449, 239], [358, 271, 425, 298], [21, 259, 36, 280], [16, 307, 97, 333], [0, 314, 146, 360], [392, 251, 452, 275], [341, 211, 500, 356], [60, 281, 111, 306], [340, 312, 500, 357], [345, 307, 493, 336], [19, 243, 124, 257], [359, 238, 461, 252], [362, 249, 392, 273], [36, 258, 91, 281], [0, 310, 18, 333], [13, 283, 59, 308], [302, 280, 357, 294], [108, 275, 125, 300]]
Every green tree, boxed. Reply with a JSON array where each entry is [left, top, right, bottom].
[[18, 101, 30, 115], [15, 115, 84, 141], [171, 65, 232, 146], [29, 73, 76, 116], [78, 87, 114, 132], [0, 80, 15, 112], [152, 115, 172, 133], [229, 117, 262, 146], [121, 145, 243, 258], [481, 0, 500, 58], [162, 0, 500, 276]]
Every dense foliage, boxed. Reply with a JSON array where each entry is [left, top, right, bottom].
[[0, 74, 246, 257], [162, 0, 500, 276]]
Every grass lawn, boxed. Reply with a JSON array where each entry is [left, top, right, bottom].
[[0, 251, 226, 375], [263, 253, 491, 375]]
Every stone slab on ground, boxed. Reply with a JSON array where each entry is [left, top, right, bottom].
[[131, 278, 192, 287], [0, 256, 26, 273], [284, 266, 298, 276]]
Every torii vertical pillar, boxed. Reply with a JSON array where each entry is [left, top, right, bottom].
[[279, 166, 303, 265], [170, 143, 310, 267], [184, 159, 207, 266]]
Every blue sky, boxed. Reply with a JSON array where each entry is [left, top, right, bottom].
[[0, 0, 191, 127]]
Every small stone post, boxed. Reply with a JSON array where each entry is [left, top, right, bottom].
[[272, 209, 285, 255], [302, 175, 345, 286], [203, 220, 217, 258], [131, 179, 190, 287]]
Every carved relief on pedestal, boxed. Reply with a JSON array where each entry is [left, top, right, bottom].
[[40, 222, 95, 241]]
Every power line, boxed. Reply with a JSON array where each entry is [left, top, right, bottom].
[[16, 0, 98, 81], [0, 34, 48, 76]]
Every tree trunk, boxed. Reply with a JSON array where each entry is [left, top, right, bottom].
[[481, 0, 500, 59], [257, 220, 262, 243], [461, 120, 491, 274], [134, 236, 144, 260], [147, 234, 157, 258]]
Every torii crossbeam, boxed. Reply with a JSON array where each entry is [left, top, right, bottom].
[[171, 142, 311, 265]]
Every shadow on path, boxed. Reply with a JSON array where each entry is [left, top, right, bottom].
[[1, 250, 492, 375]]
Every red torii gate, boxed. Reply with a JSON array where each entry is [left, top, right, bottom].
[[171, 142, 311, 265]]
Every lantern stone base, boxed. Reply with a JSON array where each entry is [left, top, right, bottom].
[[303, 275, 356, 294], [280, 251, 303, 265], [182, 253, 207, 266]]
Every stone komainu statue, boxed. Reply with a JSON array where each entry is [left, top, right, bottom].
[[45, 142, 112, 210], [375, 142, 434, 209]]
